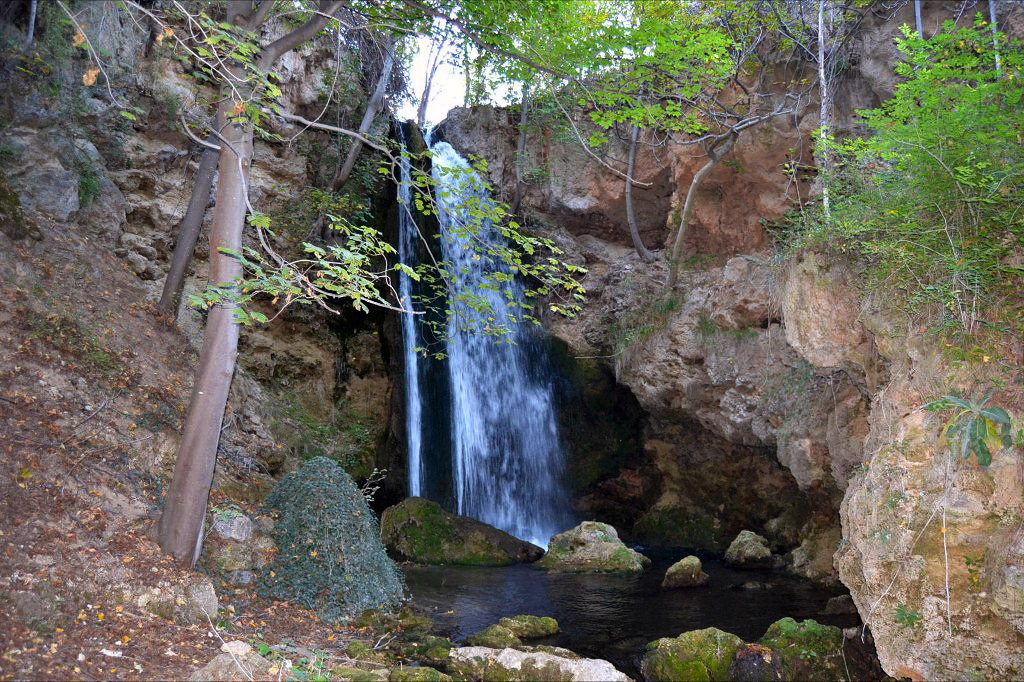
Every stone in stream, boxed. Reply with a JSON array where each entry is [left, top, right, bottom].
[[758, 617, 872, 681], [724, 530, 773, 568], [640, 627, 745, 681], [662, 555, 710, 588], [380, 497, 544, 566], [499, 614, 559, 638], [535, 521, 650, 573], [467, 624, 523, 649], [449, 646, 630, 682]]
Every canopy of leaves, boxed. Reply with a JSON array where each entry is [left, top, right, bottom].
[[785, 17, 1024, 335]]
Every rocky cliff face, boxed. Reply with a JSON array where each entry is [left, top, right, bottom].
[[438, 2, 1024, 677]]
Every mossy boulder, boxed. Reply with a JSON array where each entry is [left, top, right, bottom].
[[757, 618, 860, 681], [467, 625, 522, 649], [662, 556, 710, 589], [535, 522, 650, 573], [388, 667, 451, 682], [724, 530, 773, 568], [640, 628, 744, 682], [381, 498, 543, 566], [498, 615, 559, 639]]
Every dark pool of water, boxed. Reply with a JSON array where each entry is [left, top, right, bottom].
[[402, 547, 857, 677]]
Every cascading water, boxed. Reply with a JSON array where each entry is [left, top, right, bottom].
[[396, 131, 423, 497], [427, 140, 572, 547]]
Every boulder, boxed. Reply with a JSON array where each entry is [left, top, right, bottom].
[[381, 497, 544, 566], [662, 556, 710, 589], [498, 615, 559, 639], [640, 628, 744, 682], [201, 510, 273, 586], [132, 574, 219, 626], [758, 618, 866, 681], [189, 641, 275, 681], [724, 531, 773, 569], [535, 522, 649, 573], [727, 643, 784, 681], [449, 646, 629, 682], [388, 667, 451, 682], [467, 625, 522, 649]]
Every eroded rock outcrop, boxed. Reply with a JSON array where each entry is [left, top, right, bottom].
[[449, 646, 630, 682]]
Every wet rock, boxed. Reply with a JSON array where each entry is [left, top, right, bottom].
[[189, 641, 274, 681], [823, 594, 857, 615], [662, 555, 710, 589], [758, 617, 868, 681], [449, 646, 629, 682], [727, 643, 784, 681], [380, 497, 543, 566], [724, 531, 773, 569], [536, 521, 649, 573], [467, 625, 522, 649], [640, 627, 744, 682], [498, 615, 559, 639]]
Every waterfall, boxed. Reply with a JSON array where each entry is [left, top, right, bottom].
[[397, 131, 423, 497], [428, 140, 571, 548]]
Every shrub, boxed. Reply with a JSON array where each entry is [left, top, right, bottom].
[[259, 457, 404, 622]]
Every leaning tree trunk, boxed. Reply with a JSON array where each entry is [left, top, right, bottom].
[[332, 47, 395, 192], [23, 0, 37, 52], [157, 0, 341, 565], [157, 141, 219, 321], [666, 133, 737, 290], [625, 125, 656, 263], [157, 97, 251, 565]]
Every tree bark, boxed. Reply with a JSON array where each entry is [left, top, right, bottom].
[[157, 142, 219, 321], [818, 0, 831, 223], [511, 85, 529, 214], [625, 125, 656, 263], [158, 0, 341, 566], [666, 133, 737, 290], [157, 97, 250, 566], [23, 0, 37, 52], [332, 47, 395, 192]]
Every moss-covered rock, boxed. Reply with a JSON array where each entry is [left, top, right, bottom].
[[381, 498, 544, 566], [498, 615, 559, 639], [535, 522, 650, 573], [640, 628, 744, 682], [388, 667, 451, 682], [333, 667, 390, 682], [757, 618, 851, 681], [467, 625, 522, 649], [0, 171, 41, 241], [633, 506, 728, 552], [662, 556, 710, 589], [724, 530, 773, 568]]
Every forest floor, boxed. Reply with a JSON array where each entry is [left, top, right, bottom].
[[0, 219, 380, 680]]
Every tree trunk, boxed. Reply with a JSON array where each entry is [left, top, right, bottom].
[[914, 0, 923, 38], [157, 97, 251, 565], [157, 0, 342, 566], [818, 0, 831, 223], [666, 133, 737, 290], [991, 0, 1001, 74], [625, 125, 656, 262], [332, 48, 395, 192], [23, 0, 37, 52], [417, 37, 445, 128], [157, 142, 219, 321], [511, 85, 529, 214]]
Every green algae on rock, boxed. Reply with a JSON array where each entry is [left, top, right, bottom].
[[640, 627, 744, 681], [380, 497, 544, 566], [724, 530, 773, 568], [535, 521, 650, 573], [662, 555, 710, 589], [498, 615, 559, 639], [467, 624, 523, 649], [757, 617, 861, 681]]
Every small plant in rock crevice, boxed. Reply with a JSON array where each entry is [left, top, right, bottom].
[[895, 603, 921, 629], [924, 392, 1013, 467]]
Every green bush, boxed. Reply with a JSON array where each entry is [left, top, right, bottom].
[[259, 457, 404, 622], [784, 17, 1024, 337]]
